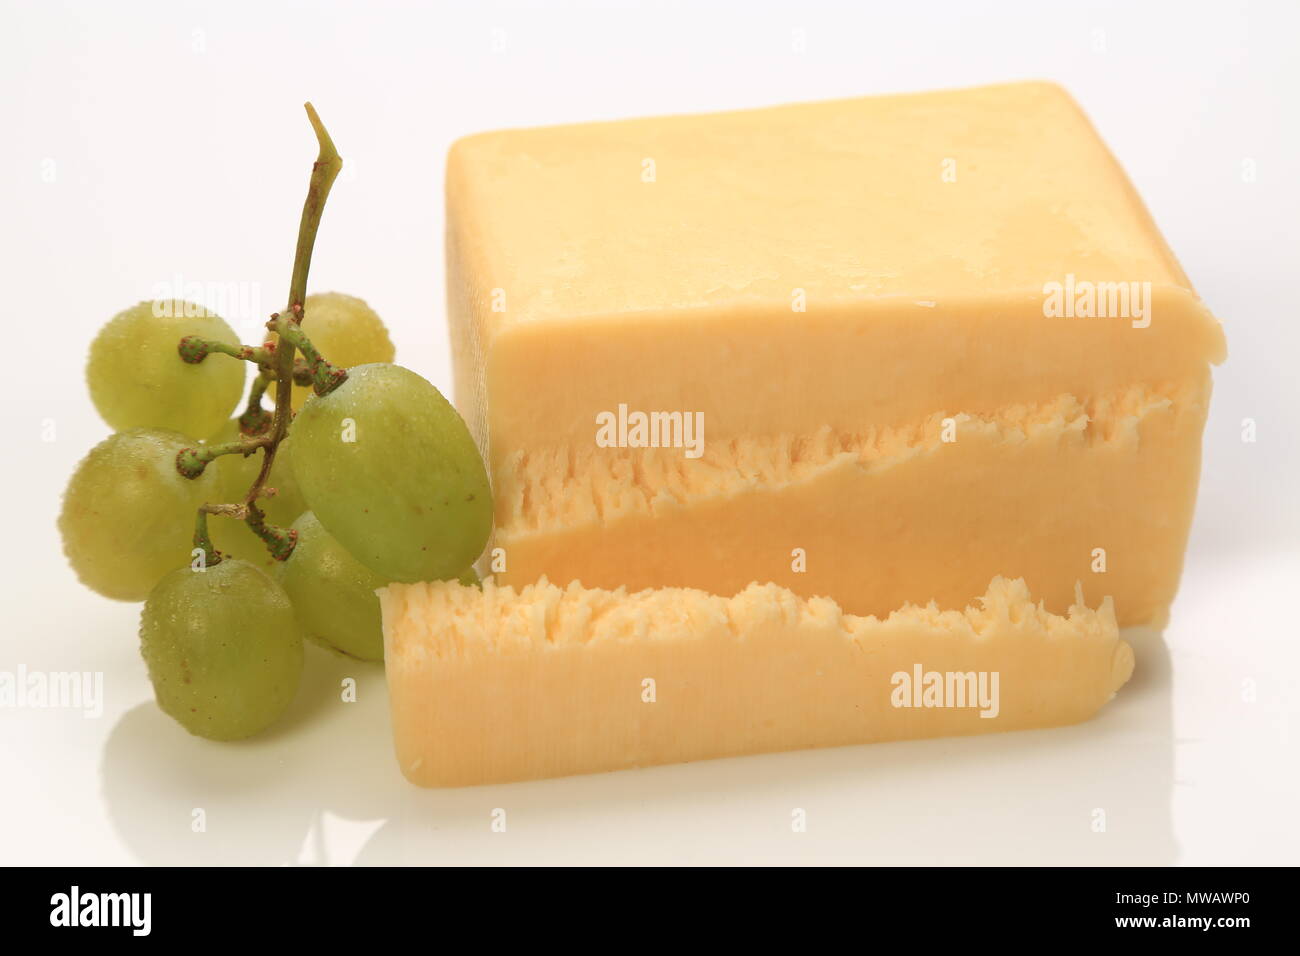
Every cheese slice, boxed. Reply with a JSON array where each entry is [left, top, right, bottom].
[[381, 576, 1132, 787], [446, 81, 1226, 626]]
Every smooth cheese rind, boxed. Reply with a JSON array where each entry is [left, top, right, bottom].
[[447, 82, 1225, 464], [494, 374, 1211, 627], [381, 577, 1132, 788], [450, 82, 1196, 322]]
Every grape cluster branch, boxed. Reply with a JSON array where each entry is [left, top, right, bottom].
[[180, 102, 347, 566]]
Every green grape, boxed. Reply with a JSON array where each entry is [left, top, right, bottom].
[[205, 419, 306, 570], [59, 429, 218, 601], [282, 292, 394, 411], [139, 559, 303, 740], [87, 300, 246, 438], [279, 512, 387, 660], [291, 363, 491, 583], [279, 512, 480, 660]]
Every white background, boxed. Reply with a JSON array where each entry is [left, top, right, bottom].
[[1, 0, 1296, 865]]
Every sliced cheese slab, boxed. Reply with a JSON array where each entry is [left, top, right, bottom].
[[446, 81, 1225, 628], [380, 577, 1133, 787]]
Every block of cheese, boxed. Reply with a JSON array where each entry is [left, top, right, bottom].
[[380, 576, 1133, 787], [446, 82, 1226, 626]]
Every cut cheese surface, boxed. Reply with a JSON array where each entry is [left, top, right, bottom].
[[446, 81, 1225, 627], [497, 375, 1211, 627], [381, 577, 1133, 787]]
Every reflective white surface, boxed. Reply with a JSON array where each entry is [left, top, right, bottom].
[[3, 550, 1296, 866], [1, 0, 1297, 865]]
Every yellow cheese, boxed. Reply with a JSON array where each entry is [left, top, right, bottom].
[[446, 82, 1226, 625], [380, 576, 1133, 787], [499, 376, 1210, 627]]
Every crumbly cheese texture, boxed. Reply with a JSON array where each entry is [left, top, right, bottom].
[[446, 81, 1226, 625], [381, 577, 1133, 787]]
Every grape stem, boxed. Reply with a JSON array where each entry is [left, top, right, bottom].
[[289, 359, 318, 386], [189, 102, 343, 565], [177, 437, 272, 479], [178, 335, 275, 366], [179, 336, 330, 393], [237, 371, 275, 436], [192, 510, 218, 564], [277, 321, 347, 397]]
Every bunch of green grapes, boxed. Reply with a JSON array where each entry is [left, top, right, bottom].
[[61, 107, 492, 742], [63, 294, 488, 738]]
